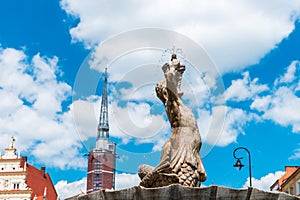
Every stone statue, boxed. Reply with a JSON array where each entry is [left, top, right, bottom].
[[138, 54, 206, 188], [9, 136, 15, 149]]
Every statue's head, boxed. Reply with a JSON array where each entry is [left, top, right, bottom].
[[155, 80, 168, 105], [171, 54, 177, 61]]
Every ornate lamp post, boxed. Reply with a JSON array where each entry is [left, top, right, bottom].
[[233, 147, 252, 187]]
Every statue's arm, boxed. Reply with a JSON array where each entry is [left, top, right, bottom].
[[162, 63, 169, 73]]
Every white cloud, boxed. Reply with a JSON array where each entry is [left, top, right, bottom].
[[0, 89, 23, 118], [127, 102, 155, 128], [115, 173, 140, 190], [0, 47, 85, 169], [296, 81, 300, 91], [55, 177, 86, 200], [198, 105, 257, 147], [225, 72, 268, 101], [54, 173, 139, 199], [251, 86, 300, 133], [243, 171, 285, 191], [250, 95, 272, 112], [289, 148, 300, 160], [110, 100, 168, 140], [221, 60, 300, 136], [200, 60, 300, 148], [249, 61, 300, 133], [219, 108, 252, 146], [255, 61, 300, 132], [61, 0, 300, 72], [68, 96, 100, 141], [275, 61, 299, 85]]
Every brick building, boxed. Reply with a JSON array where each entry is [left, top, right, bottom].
[[86, 143, 116, 192]]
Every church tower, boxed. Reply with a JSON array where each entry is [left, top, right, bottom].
[[86, 68, 116, 193]]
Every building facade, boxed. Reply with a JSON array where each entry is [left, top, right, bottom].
[[86, 68, 116, 193], [0, 137, 58, 200], [280, 167, 300, 196], [270, 166, 300, 196]]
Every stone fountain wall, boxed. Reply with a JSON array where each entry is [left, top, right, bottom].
[[65, 185, 299, 200]]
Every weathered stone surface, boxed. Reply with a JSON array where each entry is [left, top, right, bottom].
[[65, 185, 300, 200]]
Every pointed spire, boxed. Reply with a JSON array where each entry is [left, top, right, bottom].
[[97, 67, 109, 139]]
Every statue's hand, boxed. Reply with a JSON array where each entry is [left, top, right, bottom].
[[176, 64, 185, 74]]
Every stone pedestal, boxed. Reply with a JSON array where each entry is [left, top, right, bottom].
[[65, 185, 299, 200]]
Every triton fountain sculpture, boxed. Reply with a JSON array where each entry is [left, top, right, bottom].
[[138, 54, 207, 188]]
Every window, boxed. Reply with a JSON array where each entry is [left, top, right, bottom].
[[95, 183, 100, 188], [3, 180, 8, 188], [94, 172, 102, 190], [13, 183, 20, 189], [297, 181, 300, 195], [94, 173, 102, 182], [94, 160, 102, 172], [290, 187, 294, 195], [94, 181, 102, 190]]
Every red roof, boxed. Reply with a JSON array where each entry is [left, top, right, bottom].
[[270, 166, 300, 191], [25, 164, 58, 200], [280, 167, 300, 188], [279, 166, 299, 186]]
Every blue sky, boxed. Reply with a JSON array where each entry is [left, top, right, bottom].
[[1, 0, 300, 199]]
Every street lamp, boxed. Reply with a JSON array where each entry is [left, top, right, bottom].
[[233, 147, 252, 187], [233, 158, 244, 171]]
